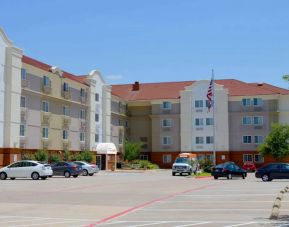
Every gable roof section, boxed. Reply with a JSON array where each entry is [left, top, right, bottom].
[[249, 83, 289, 95], [112, 79, 288, 101], [22, 55, 89, 86]]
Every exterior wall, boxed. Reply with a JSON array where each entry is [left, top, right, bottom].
[[229, 97, 278, 151], [180, 80, 229, 153], [279, 94, 289, 124]]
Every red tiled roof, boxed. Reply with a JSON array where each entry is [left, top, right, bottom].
[[112, 79, 289, 101], [22, 55, 89, 86], [249, 83, 289, 95]]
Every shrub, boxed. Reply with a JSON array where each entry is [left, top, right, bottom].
[[82, 150, 93, 163], [50, 154, 61, 163], [124, 141, 143, 161], [129, 160, 159, 169], [34, 150, 48, 162], [63, 150, 70, 161], [199, 159, 213, 173], [21, 153, 35, 161]]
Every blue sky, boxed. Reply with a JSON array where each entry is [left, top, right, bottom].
[[1, 0, 289, 88]]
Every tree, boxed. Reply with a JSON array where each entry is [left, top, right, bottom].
[[258, 124, 289, 161], [82, 150, 93, 163], [283, 74, 289, 82], [124, 140, 143, 161], [34, 150, 48, 162]]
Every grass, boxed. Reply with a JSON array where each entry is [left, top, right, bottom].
[[194, 172, 212, 177]]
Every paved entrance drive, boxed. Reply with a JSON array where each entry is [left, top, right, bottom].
[[0, 170, 288, 226]]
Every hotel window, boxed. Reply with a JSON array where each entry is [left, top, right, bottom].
[[42, 101, 49, 112], [95, 93, 99, 102], [42, 127, 49, 139], [63, 106, 69, 116], [95, 113, 99, 122], [162, 101, 172, 110], [253, 116, 263, 125], [163, 154, 172, 164], [196, 137, 204, 144], [63, 82, 69, 91], [140, 154, 149, 160], [206, 118, 214, 126], [21, 68, 27, 80], [80, 88, 85, 97], [195, 100, 203, 108], [195, 118, 204, 126], [80, 132, 85, 142], [79, 109, 86, 120], [253, 98, 263, 106], [95, 134, 99, 143], [206, 136, 214, 144], [162, 136, 172, 145], [20, 124, 25, 137], [242, 116, 252, 125], [20, 96, 26, 108], [43, 76, 50, 87], [242, 98, 251, 106], [243, 154, 253, 162], [63, 130, 68, 140], [119, 131, 123, 144], [254, 154, 264, 163], [162, 119, 172, 127], [243, 136, 252, 144], [254, 135, 263, 144]]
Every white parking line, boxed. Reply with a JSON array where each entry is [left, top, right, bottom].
[[173, 222, 211, 227], [177, 194, 276, 197], [8, 220, 82, 227], [126, 221, 167, 227], [224, 222, 257, 227], [0, 218, 51, 224], [159, 200, 278, 203], [140, 208, 285, 212]]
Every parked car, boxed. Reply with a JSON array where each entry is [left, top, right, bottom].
[[73, 161, 99, 176], [0, 160, 52, 180], [172, 153, 198, 176], [255, 163, 289, 182], [211, 162, 247, 180], [243, 162, 256, 172], [51, 162, 82, 178]]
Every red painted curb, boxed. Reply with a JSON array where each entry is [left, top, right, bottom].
[[86, 183, 221, 226], [195, 176, 213, 179]]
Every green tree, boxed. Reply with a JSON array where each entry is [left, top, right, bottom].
[[124, 140, 143, 161], [283, 74, 289, 82], [50, 154, 61, 163], [82, 150, 93, 163], [63, 150, 70, 161], [258, 123, 289, 161], [34, 150, 48, 162]]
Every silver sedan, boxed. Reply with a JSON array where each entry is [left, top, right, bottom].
[[73, 161, 99, 176]]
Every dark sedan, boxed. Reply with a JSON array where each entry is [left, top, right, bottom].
[[211, 162, 247, 180], [255, 163, 289, 182], [51, 162, 82, 178]]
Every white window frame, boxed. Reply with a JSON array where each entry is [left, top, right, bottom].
[[242, 116, 252, 125], [21, 68, 27, 80], [243, 154, 253, 162], [196, 136, 204, 144], [20, 124, 26, 137], [243, 135, 252, 144], [140, 154, 149, 161], [206, 118, 214, 126], [42, 127, 49, 139], [195, 118, 204, 126], [162, 136, 172, 145], [43, 76, 50, 87], [254, 154, 264, 163], [162, 119, 172, 128], [20, 96, 26, 108], [95, 93, 99, 102], [253, 116, 263, 125], [242, 98, 251, 106], [253, 98, 263, 106], [63, 105, 70, 116], [95, 113, 99, 122], [163, 154, 172, 164], [79, 109, 86, 120], [42, 101, 49, 112], [95, 134, 99, 143], [80, 132, 85, 142], [162, 101, 172, 110], [206, 136, 214, 144], [63, 82, 69, 92], [63, 130, 69, 140], [195, 100, 203, 108], [254, 135, 263, 144]]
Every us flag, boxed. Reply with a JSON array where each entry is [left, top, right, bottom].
[[206, 77, 214, 112]]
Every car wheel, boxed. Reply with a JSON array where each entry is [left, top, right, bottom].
[[31, 172, 39, 180], [48, 175, 52, 178], [73, 175, 78, 178], [242, 174, 245, 179], [64, 171, 71, 178], [41, 176, 47, 180], [214, 176, 218, 180], [262, 174, 270, 182], [82, 169, 88, 176], [227, 173, 232, 179], [189, 170, 192, 175], [172, 172, 176, 176], [0, 172, 7, 180], [10, 177, 15, 180], [89, 173, 94, 176]]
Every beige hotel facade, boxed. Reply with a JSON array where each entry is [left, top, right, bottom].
[[1, 27, 289, 168]]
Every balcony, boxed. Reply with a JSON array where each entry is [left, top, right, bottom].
[[62, 90, 71, 99], [79, 120, 86, 130], [41, 112, 51, 126], [62, 116, 71, 129], [80, 95, 87, 104], [42, 84, 52, 94], [21, 79, 29, 88]]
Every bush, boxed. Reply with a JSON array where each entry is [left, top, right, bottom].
[[34, 150, 48, 162], [82, 150, 93, 163], [63, 150, 70, 161], [124, 141, 143, 161], [129, 160, 159, 170], [50, 154, 61, 163], [21, 153, 35, 161], [199, 159, 213, 173]]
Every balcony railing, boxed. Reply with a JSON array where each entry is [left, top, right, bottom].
[[21, 79, 29, 88], [42, 84, 52, 94], [62, 90, 71, 99], [62, 116, 71, 129], [41, 138, 50, 149], [41, 112, 51, 126]]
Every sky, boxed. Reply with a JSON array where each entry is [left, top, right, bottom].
[[1, 0, 289, 88]]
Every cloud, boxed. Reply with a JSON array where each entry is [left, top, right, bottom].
[[106, 74, 123, 81]]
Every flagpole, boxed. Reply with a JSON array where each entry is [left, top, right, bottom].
[[212, 69, 216, 166]]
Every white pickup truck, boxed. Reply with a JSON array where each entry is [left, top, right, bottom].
[[172, 156, 198, 176]]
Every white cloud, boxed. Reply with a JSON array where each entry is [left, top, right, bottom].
[[106, 74, 123, 81]]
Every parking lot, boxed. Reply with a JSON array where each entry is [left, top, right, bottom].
[[0, 171, 289, 227]]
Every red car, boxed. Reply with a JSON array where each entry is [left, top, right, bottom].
[[243, 162, 256, 172]]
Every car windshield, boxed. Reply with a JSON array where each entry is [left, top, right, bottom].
[[174, 157, 189, 164], [215, 164, 224, 168]]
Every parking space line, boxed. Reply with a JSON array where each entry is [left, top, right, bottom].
[[223, 222, 257, 227], [158, 200, 276, 203], [126, 221, 167, 227], [0, 218, 52, 224], [173, 222, 211, 227], [140, 208, 282, 211], [9, 220, 83, 227], [177, 194, 275, 197]]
